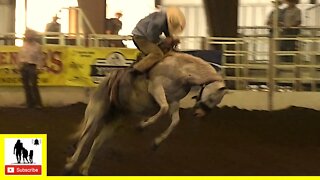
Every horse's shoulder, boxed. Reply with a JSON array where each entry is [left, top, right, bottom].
[[152, 52, 214, 78], [161, 52, 195, 66], [164, 52, 208, 65]]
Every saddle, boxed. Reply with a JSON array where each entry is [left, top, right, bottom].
[[111, 39, 180, 107]]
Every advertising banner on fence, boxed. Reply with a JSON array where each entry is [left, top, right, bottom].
[[0, 46, 21, 86], [65, 47, 139, 86], [0, 45, 67, 86], [0, 46, 139, 87]]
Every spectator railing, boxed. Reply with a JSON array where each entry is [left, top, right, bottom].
[[87, 34, 132, 47], [0, 33, 22, 45], [0, 32, 87, 46], [41, 32, 87, 46]]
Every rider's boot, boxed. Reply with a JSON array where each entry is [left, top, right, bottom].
[[130, 68, 144, 76]]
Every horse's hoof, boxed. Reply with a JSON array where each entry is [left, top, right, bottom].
[[79, 166, 89, 176], [136, 124, 145, 132], [152, 140, 162, 150], [64, 161, 77, 175], [66, 157, 72, 163], [152, 142, 159, 151], [62, 168, 74, 176]]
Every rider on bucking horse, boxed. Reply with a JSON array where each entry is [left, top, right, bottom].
[[131, 6, 186, 75]]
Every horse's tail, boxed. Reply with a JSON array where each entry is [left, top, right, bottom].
[[73, 70, 125, 144]]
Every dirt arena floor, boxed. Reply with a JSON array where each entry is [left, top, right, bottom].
[[1, 103, 320, 176]]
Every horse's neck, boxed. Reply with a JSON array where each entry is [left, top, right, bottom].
[[156, 53, 220, 86]]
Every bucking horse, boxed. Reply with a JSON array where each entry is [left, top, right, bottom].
[[64, 51, 227, 175]]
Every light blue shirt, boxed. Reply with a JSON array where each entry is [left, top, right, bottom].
[[132, 10, 170, 43]]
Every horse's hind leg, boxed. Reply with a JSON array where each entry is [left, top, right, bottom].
[[64, 107, 105, 174], [64, 128, 95, 174], [139, 80, 168, 129], [79, 118, 123, 175], [154, 101, 180, 147], [64, 136, 85, 174]]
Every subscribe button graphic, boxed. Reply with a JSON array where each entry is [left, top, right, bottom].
[[4, 136, 45, 176], [5, 165, 42, 175]]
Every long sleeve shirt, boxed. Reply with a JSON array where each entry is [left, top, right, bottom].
[[282, 6, 301, 28], [18, 41, 44, 68], [132, 10, 170, 43]]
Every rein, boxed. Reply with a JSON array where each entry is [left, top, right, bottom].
[[194, 83, 211, 113], [196, 84, 206, 101], [195, 82, 227, 112]]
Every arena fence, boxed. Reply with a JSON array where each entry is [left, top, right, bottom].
[[1, 28, 320, 110], [205, 26, 320, 110]]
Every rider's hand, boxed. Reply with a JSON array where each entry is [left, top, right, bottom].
[[159, 37, 181, 53], [163, 37, 173, 45], [172, 38, 180, 46], [163, 37, 180, 47]]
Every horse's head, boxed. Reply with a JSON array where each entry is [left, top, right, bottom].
[[193, 80, 227, 118]]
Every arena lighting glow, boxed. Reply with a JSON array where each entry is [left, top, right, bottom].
[[15, 0, 78, 46], [106, 0, 155, 47], [106, 0, 155, 35], [14, 0, 25, 46], [14, 0, 153, 47]]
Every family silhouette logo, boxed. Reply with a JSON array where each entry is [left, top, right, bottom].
[[4, 137, 44, 175]]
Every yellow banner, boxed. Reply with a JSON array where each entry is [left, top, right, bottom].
[[0, 46, 139, 87], [0, 46, 22, 85], [0, 46, 66, 86], [65, 47, 139, 87]]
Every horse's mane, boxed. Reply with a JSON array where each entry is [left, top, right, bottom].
[[162, 51, 217, 76], [166, 51, 212, 67]]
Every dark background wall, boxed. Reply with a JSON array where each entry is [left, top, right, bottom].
[[203, 0, 238, 37], [77, 0, 106, 34], [77, 0, 239, 37]]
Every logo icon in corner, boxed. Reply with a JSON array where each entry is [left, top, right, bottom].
[[4, 137, 44, 176]]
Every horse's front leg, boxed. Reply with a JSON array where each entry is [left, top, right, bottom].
[[154, 101, 180, 147], [139, 79, 169, 129]]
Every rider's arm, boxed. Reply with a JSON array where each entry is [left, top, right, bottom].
[[145, 12, 167, 43]]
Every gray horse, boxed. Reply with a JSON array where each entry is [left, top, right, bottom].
[[64, 52, 227, 175]]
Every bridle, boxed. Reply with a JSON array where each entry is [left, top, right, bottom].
[[194, 82, 226, 112]]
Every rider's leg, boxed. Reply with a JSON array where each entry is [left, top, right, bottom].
[[132, 36, 164, 73]]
